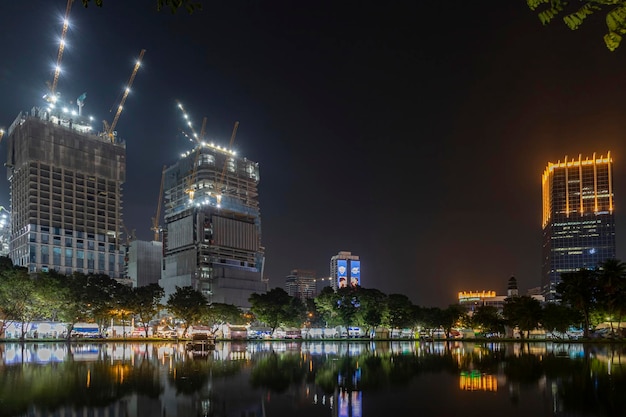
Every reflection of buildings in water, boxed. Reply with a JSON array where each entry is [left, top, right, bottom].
[[459, 370, 497, 391], [335, 365, 363, 417], [0, 343, 69, 364], [8, 341, 626, 417], [337, 389, 362, 417]]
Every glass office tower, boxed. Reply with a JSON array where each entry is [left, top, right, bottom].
[[541, 152, 616, 301]]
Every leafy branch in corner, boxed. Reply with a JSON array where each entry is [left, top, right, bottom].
[[526, 0, 626, 51], [80, 0, 202, 14]]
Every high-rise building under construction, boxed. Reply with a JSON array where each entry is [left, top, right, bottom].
[[159, 141, 267, 308], [5, 108, 126, 278], [541, 152, 616, 301]]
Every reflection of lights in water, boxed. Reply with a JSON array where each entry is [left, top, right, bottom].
[[37, 348, 52, 362], [459, 370, 497, 391]]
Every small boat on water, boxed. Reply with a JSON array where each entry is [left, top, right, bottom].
[[186, 333, 216, 355]]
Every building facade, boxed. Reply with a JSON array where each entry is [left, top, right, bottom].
[[330, 251, 361, 290], [126, 240, 163, 287], [158, 142, 267, 308], [458, 277, 544, 315], [285, 269, 317, 301], [541, 152, 616, 301], [5, 108, 126, 278]]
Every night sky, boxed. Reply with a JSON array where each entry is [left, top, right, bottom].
[[2, 1, 626, 307]]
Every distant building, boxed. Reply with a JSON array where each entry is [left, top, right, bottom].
[[0, 208, 10, 257], [507, 276, 518, 298], [5, 108, 126, 278], [158, 141, 268, 308], [126, 240, 162, 287], [330, 251, 360, 290], [458, 277, 544, 314], [541, 152, 616, 302], [285, 269, 317, 301]]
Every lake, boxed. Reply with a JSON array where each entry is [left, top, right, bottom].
[[0, 340, 625, 417]]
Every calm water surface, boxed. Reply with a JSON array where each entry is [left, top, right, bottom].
[[0, 340, 625, 417]]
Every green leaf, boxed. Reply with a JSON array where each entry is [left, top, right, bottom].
[[563, 3, 600, 30], [604, 31, 622, 50], [527, 0, 552, 12], [606, 6, 626, 31]]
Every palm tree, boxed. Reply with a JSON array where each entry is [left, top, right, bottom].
[[596, 258, 626, 335], [556, 269, 598, 338]]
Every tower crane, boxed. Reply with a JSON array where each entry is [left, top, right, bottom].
[[176, 100, 207, 200], [104, 49, 146, 142], [215, 121, 239, 206], [45, 0, 74, 103], [176, 101, 203, 145], [151, 165, 166, 242]]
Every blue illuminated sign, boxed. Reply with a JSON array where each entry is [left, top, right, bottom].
[[337, 259, 348, 288], [350, 260, 360, 287]]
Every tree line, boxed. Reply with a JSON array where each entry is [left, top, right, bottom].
[[1, 257, 625, 340]]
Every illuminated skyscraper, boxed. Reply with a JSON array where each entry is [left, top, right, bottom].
[[330, 251, 361, 291], [541, 152, 616, 301]]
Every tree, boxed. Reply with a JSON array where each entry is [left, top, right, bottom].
[[206, 303, 245, 328], [129, 283, 165, 337], [248, 288, 294, 333], [86, 273, 126, 332], [471, 305, 505, 336], [166, 286, 208, 337], [557, 268, 598, 338], [439, 304, 467, 339], [503, 296, 543, 339], [81, 0, 202, 14], [541, 302, 582, 338], [386, 294, 415, 330], [526, 0, 626, 51], [355, 288, 387, 334], [0, 267, 38, 340], [314, 287, 341, 327], [596, 258, 626, 335], [334, 287, 360, 330]]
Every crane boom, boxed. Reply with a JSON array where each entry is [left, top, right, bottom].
[[200, 117, 207, 140], [106, 49, 146, 142], [151, 165, 166, 242], [176, 101, 203, 144], [47, 0, 74, 102]]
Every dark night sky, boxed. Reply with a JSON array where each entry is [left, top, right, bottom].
[[2, 1, 626, 307]]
